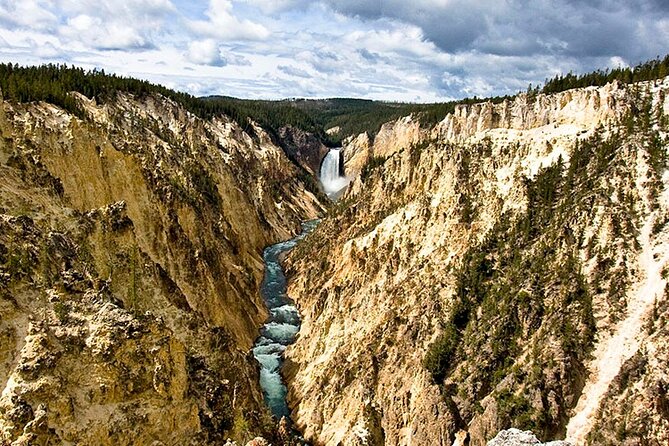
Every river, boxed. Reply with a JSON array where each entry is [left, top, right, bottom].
[[252, 220, 319, 419]]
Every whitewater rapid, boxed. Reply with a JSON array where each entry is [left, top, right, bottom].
[[252, 220, 319, 418]]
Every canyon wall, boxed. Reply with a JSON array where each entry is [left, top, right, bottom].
[[0, 91, 323, 445], [277, 126, 331, 177], [285, 79, 669, 445]]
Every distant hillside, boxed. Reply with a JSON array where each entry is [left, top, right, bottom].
[[206, 56, 669, 145], [2, 55, 668, 148], [202, 96, 517, 145]]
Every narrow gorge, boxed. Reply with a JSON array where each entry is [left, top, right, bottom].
[[1, 61, 668, 446], [253, 220, 318, 420], [0, 84, 325, 445]]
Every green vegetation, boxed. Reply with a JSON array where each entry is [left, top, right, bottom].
[[266, 96, 509, 144], [185, 162, 222, 210], [0, 63, 244, 124], [53, 301, 70, 323], [496, 388, 542, 431], [0, 63, 513, 146], [542, 55, 669, 94], [203, 96, 514, 145], [360, 154, 389, 181], [421, 98, 669, 436], [202, 95, 328, 142], [282, 97, 510, 142], [423, 324, 460, 383], [1, 232, 36, 281]]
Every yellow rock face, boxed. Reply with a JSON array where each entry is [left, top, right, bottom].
[[284, 77, 669, 445], [0, 92, 324, 445]]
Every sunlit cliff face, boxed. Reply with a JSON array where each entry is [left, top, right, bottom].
[[283, 77, 669, 446], [0, 90, 324, 445]]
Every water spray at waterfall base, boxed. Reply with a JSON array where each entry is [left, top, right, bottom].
[[320, 148, 350, 198]]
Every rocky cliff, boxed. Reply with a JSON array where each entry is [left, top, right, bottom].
[[277, 126, 331, 178], [0, 91, 323, 445], [284, 78, 669, 445], [341, 115, 426, 180]]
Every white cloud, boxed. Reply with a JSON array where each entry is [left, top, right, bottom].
[[60, 15, 150, 49], [55, 0, 176, 49], [344, 26, 440, 60], [188, 0, 270, 41], [187, 39, 226, 66], [0, 0, 58, 30], [0, 0, 666, 102], [58, 0, 176, 18]]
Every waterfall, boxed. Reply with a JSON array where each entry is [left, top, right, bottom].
[[320, 148, 349, 197]]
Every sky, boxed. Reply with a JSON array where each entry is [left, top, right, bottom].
[[0, 0, 667, 102]]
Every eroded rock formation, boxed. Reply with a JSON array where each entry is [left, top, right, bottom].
[[0, 91, 324, 445], [284, 78, 669, 445]]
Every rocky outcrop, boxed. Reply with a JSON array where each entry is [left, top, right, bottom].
[[341, 132, 371, 178], [372, 115, 426, 158], [277, 126, 331, 177], [341, 115, 427, 180], [487, 429, 571, 446], [434, 81, 632, 143], [284, 77, 669, 445], [0, 91, 324, 445]]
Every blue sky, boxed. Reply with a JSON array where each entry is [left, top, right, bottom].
[[0, 0, 667, 102]]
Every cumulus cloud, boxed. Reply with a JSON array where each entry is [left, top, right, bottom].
[[0, 0, 666, 101], [320, 0, 668, 62], [241, 0, 668, 67], [60, 15, 152, 50], [246, 0, 667, 98], [188, 0, 270, 41], [0, 0, 58, 31], [187, 39, 226, 66], [56, 0, 175, 50]]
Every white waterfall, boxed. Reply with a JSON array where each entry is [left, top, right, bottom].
[[320, 148, 349, 197]]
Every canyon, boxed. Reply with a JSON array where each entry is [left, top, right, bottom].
[[0, 69, 668, 446], [0, 89, 323, 445]]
